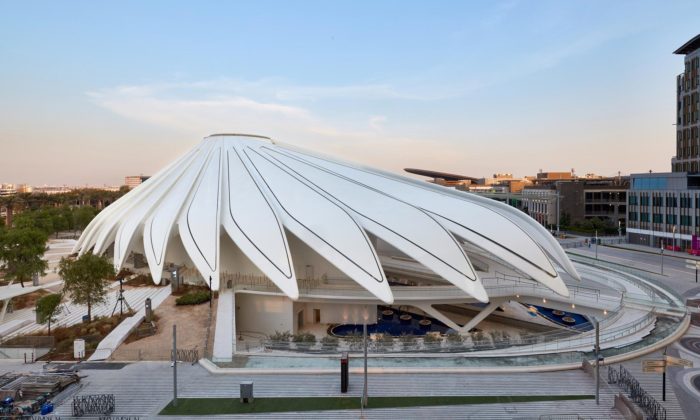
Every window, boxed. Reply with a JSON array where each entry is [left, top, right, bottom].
[[682, 195, 694, 208], [653, 213, 663, 223], [681, 215, 693, 226], [633, 178, 668, 191]]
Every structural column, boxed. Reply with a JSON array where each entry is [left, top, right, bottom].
[[414, 299, 505, 334], [212, 288, 234, 362], [0, 299, 10, 323], [458, 299, 504, 334]]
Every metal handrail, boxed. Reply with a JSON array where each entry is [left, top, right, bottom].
[[568, 254, 686, 311]]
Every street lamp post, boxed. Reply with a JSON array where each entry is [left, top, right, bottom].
[[594, 230, 598, 260], [594, 319, 600, 405], [556, 190, 561, 235], [618, 220, 622, 239], [672, 225, 677, 252], [172, 324, 177, 407], [361, 305, 369, 410]]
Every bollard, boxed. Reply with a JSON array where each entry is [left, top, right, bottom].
[[340, 352, 349, 393]]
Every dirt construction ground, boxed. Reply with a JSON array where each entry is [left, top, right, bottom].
[[110, 295, 217, 361]]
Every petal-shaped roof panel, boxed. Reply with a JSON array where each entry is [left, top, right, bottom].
[[143, 145, 210, 283], [260, 146, 487, 302], [75, 134, 575, 303], [178, 141, 223, 289], [221, 140, 298, 299], [271, 145, 569, 296], [113, 147, 200, 269], [243, 147, 392, 303]]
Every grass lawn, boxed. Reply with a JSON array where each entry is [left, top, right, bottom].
[[159, 395, 594, 415]]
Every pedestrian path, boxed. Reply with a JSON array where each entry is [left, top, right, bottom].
[[607, 350, 688, 420], [37, 360, 623, 418], [1, 286, 168, 340], [89, 287, 171, 361]]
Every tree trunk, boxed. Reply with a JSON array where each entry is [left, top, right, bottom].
[[87, 301, 91, 322], [48, 318, 51, 336]]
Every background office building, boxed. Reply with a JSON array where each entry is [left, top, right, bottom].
[[626, 173, 700, 249], [522, 176, 628, 231], [628, 34, 700, 250]]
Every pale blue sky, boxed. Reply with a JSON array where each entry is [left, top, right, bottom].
[[1, 0, 698, 185]]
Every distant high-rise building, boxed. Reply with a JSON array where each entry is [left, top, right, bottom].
[[672, 34, 700, 173], [125, 175, 150, 190]]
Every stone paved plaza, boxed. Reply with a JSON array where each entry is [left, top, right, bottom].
[[0, 359, 633, 419]]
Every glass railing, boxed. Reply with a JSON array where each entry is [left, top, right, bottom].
[[224, 256, 687, 358], [257, 310, 657, 355], [567, 254, 686, 311]]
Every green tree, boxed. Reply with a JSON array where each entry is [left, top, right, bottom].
[[36, 293, 62, 335], [0, 227, 48, 287], [13, 210, 54, 236], [51, 212, 69, 238], [59, 253, 114, 321], [560, 212, 571, 229], [60, 206, 76, 231], [74, 206, 97, 231]]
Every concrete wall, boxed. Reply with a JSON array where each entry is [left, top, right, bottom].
[[293, 302, 378, 327], [235, 293, 293, 335]]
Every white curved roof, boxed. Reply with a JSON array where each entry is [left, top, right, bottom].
[[74, 134, 578, 304]]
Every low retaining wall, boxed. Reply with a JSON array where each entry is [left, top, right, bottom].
[[0, 346, 50, 360], [613, 392, 644, 420]]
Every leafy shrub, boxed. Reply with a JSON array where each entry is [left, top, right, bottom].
[[423, 333, 441, 344], [399, 334, 415, 344], [175, 290, 210, 305], [491, 330, 511, 343], [445, 332, 463, 344], [344, 331, 363, 350], [292, 332, 316, 343], [321, 335, 339, 346], [268, 330, 292, 342], [375, 333, 395, 344]]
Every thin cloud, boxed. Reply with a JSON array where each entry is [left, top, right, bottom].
[[369, 115, 387, 130], [86, 80, 441, 174]]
